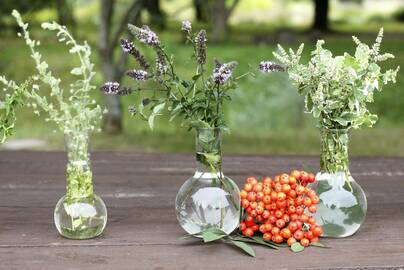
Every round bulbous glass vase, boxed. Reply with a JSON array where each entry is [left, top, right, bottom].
[[54, 194, 107, 239], [54, 132, 107, 239], [308, 128, 367, 238], [175, 128, 240, 235], [310, 171, 367, 238]]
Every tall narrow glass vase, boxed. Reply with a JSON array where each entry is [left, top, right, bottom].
[[175, 128, 240, 235], [54, 132, 107, 239], [309, 128, 367, 238]]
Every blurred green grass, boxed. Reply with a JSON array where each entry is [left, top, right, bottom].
[[0, 16, 403, 156]]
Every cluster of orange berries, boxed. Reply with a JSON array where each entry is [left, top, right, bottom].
[[239, 170, 323, 247]]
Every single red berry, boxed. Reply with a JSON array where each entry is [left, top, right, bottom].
[[241, 199, 250, 209], [304, 231, 314, 240], [288, 221, 298, 232], [271, 227, 280, 235], [272, 234, 284, 244], [253, 183, 263, 193], [304, 197, 312, 207], [259, 224, 267, 233], [312, 196, 320, 204], [280, 174, 290, 184], [247, 192, 257, 202], [252, 224, 259, 231], [295, 206, 304, 215], [290, 170, 301, 180], [247, 177, 258, 185], [245, 215, 254, 227], [301, 238, 310, 247], [244, 183, 253, 192], [308, 205, 317, 213], [263, 232, 272, 241], [244, 227, 254, 237], [276, 219, 286, 228], [293, 230, 304, 240], [287, 237, 297, 246], [280, 228, 292, 239], [239, 222, 247, 231], [311, 237, 319, 243], [312, 226, 323, 237]]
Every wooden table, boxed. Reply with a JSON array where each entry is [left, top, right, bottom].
[[1, 151, 403, 269]]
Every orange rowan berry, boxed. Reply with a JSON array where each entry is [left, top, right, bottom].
[[312, 196, 320, 204], [308, 205, 317, 213], [244, 227, 254, 237], [301, 238, 310, 247], [247, 192, 257, 202], [280, 228, 292, 239], [253, 183, 263, 192], [289, 176, 297, 185], [296, 206, 304, 215], [304, 197, 313, 207], [272, 234, 284, 244], [277, 192, 286, 201], [290, 170, 301, 180], [288, 221, 298, 232], [312, 226, 323, 237], [240, 190, 248, 199], [256, 192, 265, 201], [241, 199, 250, 209], [239, 222, 247, 231], [259, 224, 267, 233], [293, 230, 304, 240], [244, 183, 253, 192], [263, 232, 272, 241], [276, 219, 286, 228], [280, 173, 290, 184], [287, 237, 297, 246], [247, 177, 258, 185], [271, 227, 280, 235], [282, 184, 291, 193]]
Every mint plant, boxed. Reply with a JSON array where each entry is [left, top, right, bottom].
[[261, 29, 399, 172]]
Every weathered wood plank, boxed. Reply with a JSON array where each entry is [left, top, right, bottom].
[[1, 151, 404, 269]]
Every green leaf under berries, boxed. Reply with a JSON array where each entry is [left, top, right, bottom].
[[291, 242, 305, 253], [230, 240, 256, 257], [310, 242, 329, 248], [201, 228, 227, 243]]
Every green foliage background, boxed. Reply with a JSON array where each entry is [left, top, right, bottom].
[[0, 0, 403, 156]]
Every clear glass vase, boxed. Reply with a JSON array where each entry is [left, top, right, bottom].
[[175, 128, 240, 235], [309, 128, 367, 238], [54, 132, 107, 239]]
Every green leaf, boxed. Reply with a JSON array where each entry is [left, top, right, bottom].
[[202, 229, 227, 243], [230, 240, 256, 257], [70, 67, 83, 75], [310, 242, 329, 248], [291, 242, 305, 253], [250, 236, 278, 249]]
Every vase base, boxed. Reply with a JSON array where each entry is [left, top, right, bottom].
[[54, 194, 107, 240]]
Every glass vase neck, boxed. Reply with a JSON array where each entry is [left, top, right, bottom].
[[64, 132, 93, 199], [195, 128, 223, 177], [320, 128, 350, 174]]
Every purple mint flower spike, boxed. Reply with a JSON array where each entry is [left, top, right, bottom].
[[126, 70, 148, 81], [213, 61, 237, 85], [138, 26, 160, 46], [120, 39, 135, 54], [181, 20, 192, 32], [101, 82, 120, 94], [259, 61, 285, 73]]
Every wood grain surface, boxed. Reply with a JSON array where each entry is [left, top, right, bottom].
[[0, 151, 403, 270]]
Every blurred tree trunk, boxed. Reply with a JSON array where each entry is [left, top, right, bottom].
[[145, 0, 166, 29], [55, 0, 76, 28], [193, 0, 209, 22], [99, 0, 143, 134], [312, 0, 329, 31], [210, 0, 240, 42]]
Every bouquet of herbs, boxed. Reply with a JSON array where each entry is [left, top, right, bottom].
[[102, 21, 241, 131], [10, 10, 104, 198], [260, 29, 399, 172], [0, 77, 32, 143], [101, 21, 244, 170]]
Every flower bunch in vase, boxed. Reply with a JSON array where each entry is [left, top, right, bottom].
[[0, 77, 32, 143], [261, 29, 399, 237], [9, 10, 107, 239], [101, 21, 247, 235]]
